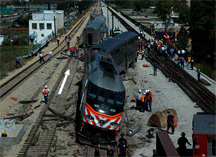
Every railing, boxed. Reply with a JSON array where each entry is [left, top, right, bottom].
[[10, 33, 55, 58]]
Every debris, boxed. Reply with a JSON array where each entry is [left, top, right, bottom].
[[143, 64, 148, 67], [10, 97, 17, 101], [19, 100, 37, 104], [48, 107, 73, 120], [41, 121, 48, 129], [5, 110, 34, 120], [34, 105, 41, 109], [67, 141, 75, 146], [56, 121, 73, 127], [31, 132, 40, 146], [131, 76, 137, 84], [57, 146, 67, 150], [68, 131, 76, 136], [127, 125, 141, 136], [131, 99, 136, 102], [6, 113, 14, 116]]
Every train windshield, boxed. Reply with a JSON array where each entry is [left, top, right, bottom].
[[88, 82, 124, 105]]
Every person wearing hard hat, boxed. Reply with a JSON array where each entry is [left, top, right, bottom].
[[135, 89, 142, 110], [146, 90, 153, 112], [39, 50, 45, 63], [48, 49, 52, 61], [140, 91, 146, 112], [42, 85, 50, 104]]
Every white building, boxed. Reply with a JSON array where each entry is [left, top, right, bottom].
[[29, 10, 64, 44]]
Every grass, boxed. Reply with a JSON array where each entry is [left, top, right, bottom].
[[195, 62, 216, 81], [0, 46, 32, 79]]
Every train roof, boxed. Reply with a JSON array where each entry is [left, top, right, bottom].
[[85, 22, 101, 30], [89, 70, 125, 92], [193, 113, 216, 135], [92, 32, 138, 53], [95, 15, 106, 21], [91, 19, 104, 25], [90, 12, 99, 19]]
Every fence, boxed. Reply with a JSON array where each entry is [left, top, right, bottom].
[[10, 33, 55, 58]]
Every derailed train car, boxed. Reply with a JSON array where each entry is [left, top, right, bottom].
[[83, 14, 106, 48], [76, 32, 138, 147]]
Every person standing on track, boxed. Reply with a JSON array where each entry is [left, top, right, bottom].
[[118, 139, 128, 157], [177, 132, 191, 156], [39, 51, 45, 63], [94, 143, 101, 157], [107, 145, 114, 157], [135, 90, 142, 110], [146, 90, 153, 112], [191, 58, 195, 70], [197, 67, 201, 82], [42, 85, 50, 104], [48, 49, 52, 61], [15, 56, 22, 68], [57, 36, 60, 45], [76, 45, 79, 58], [153, 62, 157, 76]]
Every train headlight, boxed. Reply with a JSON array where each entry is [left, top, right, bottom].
[[94, 104, 100, 108], [86, 115, 94, 121], [110, 122, 118, 128], [110, 109, 116, 113]]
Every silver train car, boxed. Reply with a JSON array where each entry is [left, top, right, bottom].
[[83, 14, 106, 48]]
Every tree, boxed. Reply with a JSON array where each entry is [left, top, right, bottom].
[[177, 26, 189, 50], [154, 1, 173, 21], [190, 1, 215, 60]]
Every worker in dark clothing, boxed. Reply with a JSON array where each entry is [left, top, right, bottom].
[[135, 90, 142, 110], [107, 145, 114, 157], [177, 132, 191, 156], [191, 58, 195, 70], [197, 68, 201, 82], [15, 56, 22, 68], [153, 149, 159, 156], [94, 143, 101, 157], [118, 133, 128, 146], [166, 111, 175, 134], [118, 139, 128, 157], [141, 49, 145, 60], [153, 62, 157, 76]]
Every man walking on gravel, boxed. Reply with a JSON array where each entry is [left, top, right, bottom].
[[48, 49, 52, 61], [15, 56, 22, 68], [94, 143, 101, 157], [57, 36, 60, 45], [42, 85, 50, 104], [197, 68, 201, 82], [39, 51, 45, 63], [166, 111, 175, 134]]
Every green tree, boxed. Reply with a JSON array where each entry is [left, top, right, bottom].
[[190, 1, 215, 59], [177, 26, 189, 50]]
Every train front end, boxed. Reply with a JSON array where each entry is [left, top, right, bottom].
[[77, 50, 125, 147]]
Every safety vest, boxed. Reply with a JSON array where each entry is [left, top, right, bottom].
[[72, 47, 75, 52], [76, 47, 79, 51], [57, 37, 59, 41], [142, 50, 145, 55], [188, 57, 191, 63], [141, 95, 145, 102], [43, 89, 49, 96]]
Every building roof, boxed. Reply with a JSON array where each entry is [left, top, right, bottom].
[[193, 113, 216, 135]]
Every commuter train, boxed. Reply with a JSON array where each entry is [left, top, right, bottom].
[[76, 32, 138, 147], [83, 12, 106, 48]]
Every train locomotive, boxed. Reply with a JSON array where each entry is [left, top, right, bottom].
[[76, 32, 138, 147], [83, 13, 106, 48]]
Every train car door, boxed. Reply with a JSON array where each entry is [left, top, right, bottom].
[[88, 33, 93, 46], [207, 136, 216, 156]]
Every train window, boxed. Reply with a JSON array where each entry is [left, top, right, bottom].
[[116, 92, 124, 105], [88, 85, 97, 99], [107, 91, 115, 104], [212, 139, 216, 155], [98, 89, 106, 102]]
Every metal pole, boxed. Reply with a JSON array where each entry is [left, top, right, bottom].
[[10, 3, 12, 41], [107, 3, 109, 30], [112, 13, 114, 36], [54, 16, 56, 36]]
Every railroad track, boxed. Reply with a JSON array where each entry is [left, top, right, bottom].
[[108, 6, 216, 114], [16, 4, 97, 156], [0, 8, 90, 101]]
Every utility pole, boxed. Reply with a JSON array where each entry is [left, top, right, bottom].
[[9, 2, 12, 41], [54, 16, 56, 36]]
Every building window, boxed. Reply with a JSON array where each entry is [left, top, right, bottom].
[[213, 139, 216, 155], [41, 34, 44, 37], [47, 23, 52, 29], [32, 23, 37, 29], [39, 23, 44, 30]]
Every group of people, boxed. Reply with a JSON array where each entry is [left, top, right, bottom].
[[135, 89, 153, 112], [69, 45, 79, 58], [39, 49, 53, 63]]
